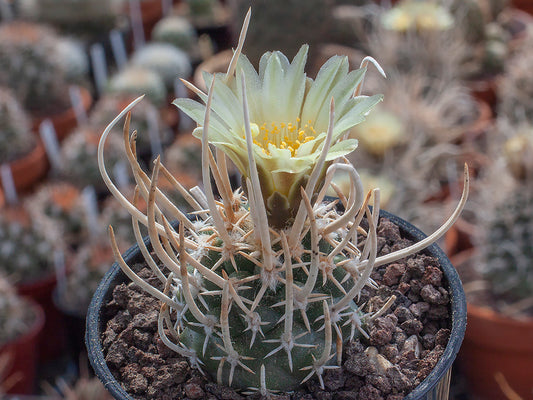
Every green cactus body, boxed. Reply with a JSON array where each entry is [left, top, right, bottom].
[[176, 232, 357, 391], [0, 88, 35, 164], [0, 22, 70, 116], [481, 188, 533, 301], [152, 16, 199, 53], [107, 67, 167, 107], [130, 43, 193, 89]]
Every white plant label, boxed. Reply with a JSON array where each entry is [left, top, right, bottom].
[[147, 108, 163, 161], [69, 86, 88, 126], [40, 119, 63, 171], [129, 0, 146, 50], [0, 164, 17, 205], [113, 161, 131, 191], [0, 0, 13, 21], [53, 249, 67, 295], [90, 43, 108, 95], [81, 185, 100, 239], [110, 29, 128, 69]]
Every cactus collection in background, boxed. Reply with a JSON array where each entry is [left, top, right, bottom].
[[152, 15, 199, 54], [107, 67, 167, 107], [475, 124, 533, 311], [130, 43, 193, 90], [0, 22, 70, 117], [0, 213, 57, 284], [229, 0, 333, 68], [17, 0, 125, 40], [98, 12, 468, 393], [0, 274, 38, 345], [0, 88, 35, 164]]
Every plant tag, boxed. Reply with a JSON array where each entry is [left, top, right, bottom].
[[40, 119, 63, 171], [147, 108, 163, 161], [174, 77, 194, 130], [162, 0, 172, 16], [113, 161, 130, 191], [69, 86, 88, 126], [81, 185, 100, 239], [129, 0, 146, 50], [53, 249, 67, 296], [0, 164, 17, 205], [90, 43, 108, 95], [110, 28, 128, 69]]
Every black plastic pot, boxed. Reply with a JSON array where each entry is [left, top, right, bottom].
[[86, 210, 467, 400]]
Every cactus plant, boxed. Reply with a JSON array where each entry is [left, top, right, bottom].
[[474, 123, 533, 309], [17, 0, 124, 40], [0, 213, 57, 284], [90, 95, 173, 161], [129, 43, 193, 90], [25, 182, 87, 249], [0, 22, 70, 117], [152, 15, 199, 54], [498, 37, 533, 124], [0, 88, 35, 164], [0, 275, 38, 346], [61, 126, 127, 192], [229, 0, 333, 67], [96, 11, 469, 394], [107, 67, 167, 107], [52, 37, 90, 85], [381, 0, 454, 32]]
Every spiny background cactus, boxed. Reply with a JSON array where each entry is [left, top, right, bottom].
[[107, 67, 167, 107], [25, 182, 86, 249], [61, 126, 127, 192], [229, 0, 333, 67], [0, 88, 35, 164], [498, 35, 533, 124], [17, 0, 124, 40], [98, 13, 468, 393], [152, 15, 199, 54], [0, 274, 37, 345], [0, 213, 56, 284], [129, 43, 193, 90], [0, 22, 70, 116], [476, 125, 533, 307]]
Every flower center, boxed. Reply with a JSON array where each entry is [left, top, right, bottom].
[[244, 119, 316, 156]]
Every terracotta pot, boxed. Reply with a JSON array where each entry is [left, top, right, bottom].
[[512, 0, 533, 16], [86, 210, 467, 400], [460, 303, 533, 399], [17, 273, 68, 362], [32, 86, 93, 143], [0, 299, 45, 395], [2, 140, 49, 194]]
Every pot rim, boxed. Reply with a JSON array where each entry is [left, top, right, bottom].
[[86, 209, 467, 399]]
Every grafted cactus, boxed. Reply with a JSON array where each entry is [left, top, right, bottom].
[[99, 11, 468, 394]]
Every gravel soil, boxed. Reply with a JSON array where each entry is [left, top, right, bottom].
[[101, 218, 452, 399]]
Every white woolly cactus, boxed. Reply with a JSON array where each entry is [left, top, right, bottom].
[[107, 67, 167, 107], [152, 16, 199, 54], [130, 43, 193, 90], [99, 11, 468, 394]]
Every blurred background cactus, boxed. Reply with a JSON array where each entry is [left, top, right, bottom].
[[152, 15, 199, 54], [0, 88, 35, 164], [17, 0, 126, 41], [107, 66, 167, 107], [0, 274, 38, 346], [228, 0, 333, 67], [473, 122, 533, 314]]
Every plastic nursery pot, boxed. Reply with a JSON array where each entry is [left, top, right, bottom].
[[0, 299, 45, 395], [31, 86, 93, 142], [0, 139, 49, 194], [86, 209, 466, 400], [459, 303, 533, 400]]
